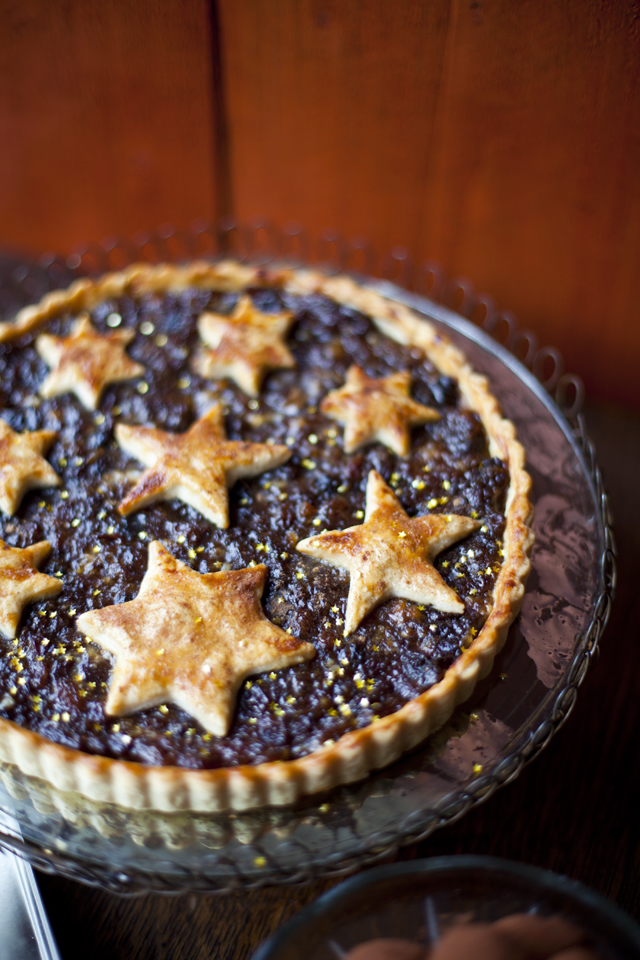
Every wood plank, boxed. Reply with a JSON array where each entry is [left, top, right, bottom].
[[415, 0, 640, 410], [219, 0, 640, 408], [219, 0, 452, 253], [0, 0, 217, 257]]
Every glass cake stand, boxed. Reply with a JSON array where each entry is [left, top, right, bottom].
[[0, 229, 614, 894]]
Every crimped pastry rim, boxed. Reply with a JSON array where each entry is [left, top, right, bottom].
[[0, 261, 534, 812]]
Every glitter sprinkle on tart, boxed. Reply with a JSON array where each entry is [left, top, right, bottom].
[[0, 261, 533, 812]]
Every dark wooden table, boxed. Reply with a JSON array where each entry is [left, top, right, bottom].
[[36, 401, 640, 960]]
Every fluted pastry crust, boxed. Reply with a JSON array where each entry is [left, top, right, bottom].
[[0, 261, 534, 811]]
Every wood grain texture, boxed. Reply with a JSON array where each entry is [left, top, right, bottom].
[[218, 0, 640, 408], [37, 400, 640, 958], [219, 0, 452, 255], [0, 0, 217, 256]]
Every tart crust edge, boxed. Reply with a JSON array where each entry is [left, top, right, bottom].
[[0, 261, 534, 812]]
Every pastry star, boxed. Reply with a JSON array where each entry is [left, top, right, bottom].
[[36, 314, 145, 410], [297, 470, 479, 635], [0, 539, 62, 639], [0, 418, 61, 515], [116, 404, 291, 527], [76, 541, 315, 736], [194, 293, 296, 396], [321, 365, 440, 456]]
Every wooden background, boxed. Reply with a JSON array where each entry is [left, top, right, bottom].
[[1, 0, 640, 408]]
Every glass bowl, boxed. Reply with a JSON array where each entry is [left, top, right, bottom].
[[253, 856, 640, 959]]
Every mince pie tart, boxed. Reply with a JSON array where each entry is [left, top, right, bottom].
[[0, 261, 533, 811]]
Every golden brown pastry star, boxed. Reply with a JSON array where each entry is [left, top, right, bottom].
[[0, 418, 60, 515], [36, 314, 145, 410], [297, 470, 479, 635], [0, 539, 62, 639], [321, 365, 440, 456], [194, 293, 296, 396], [76, 541, 315, 736], [116, 404, 291, 527]]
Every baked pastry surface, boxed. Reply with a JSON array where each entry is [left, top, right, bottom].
[[0, 262, 533, 811]]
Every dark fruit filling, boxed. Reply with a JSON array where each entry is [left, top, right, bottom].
[[0, 286, 507, 768]]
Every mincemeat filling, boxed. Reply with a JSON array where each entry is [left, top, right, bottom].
[[0, 287, 507, 767]]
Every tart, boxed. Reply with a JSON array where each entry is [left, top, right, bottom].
[[0, 261, 533, 812]]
